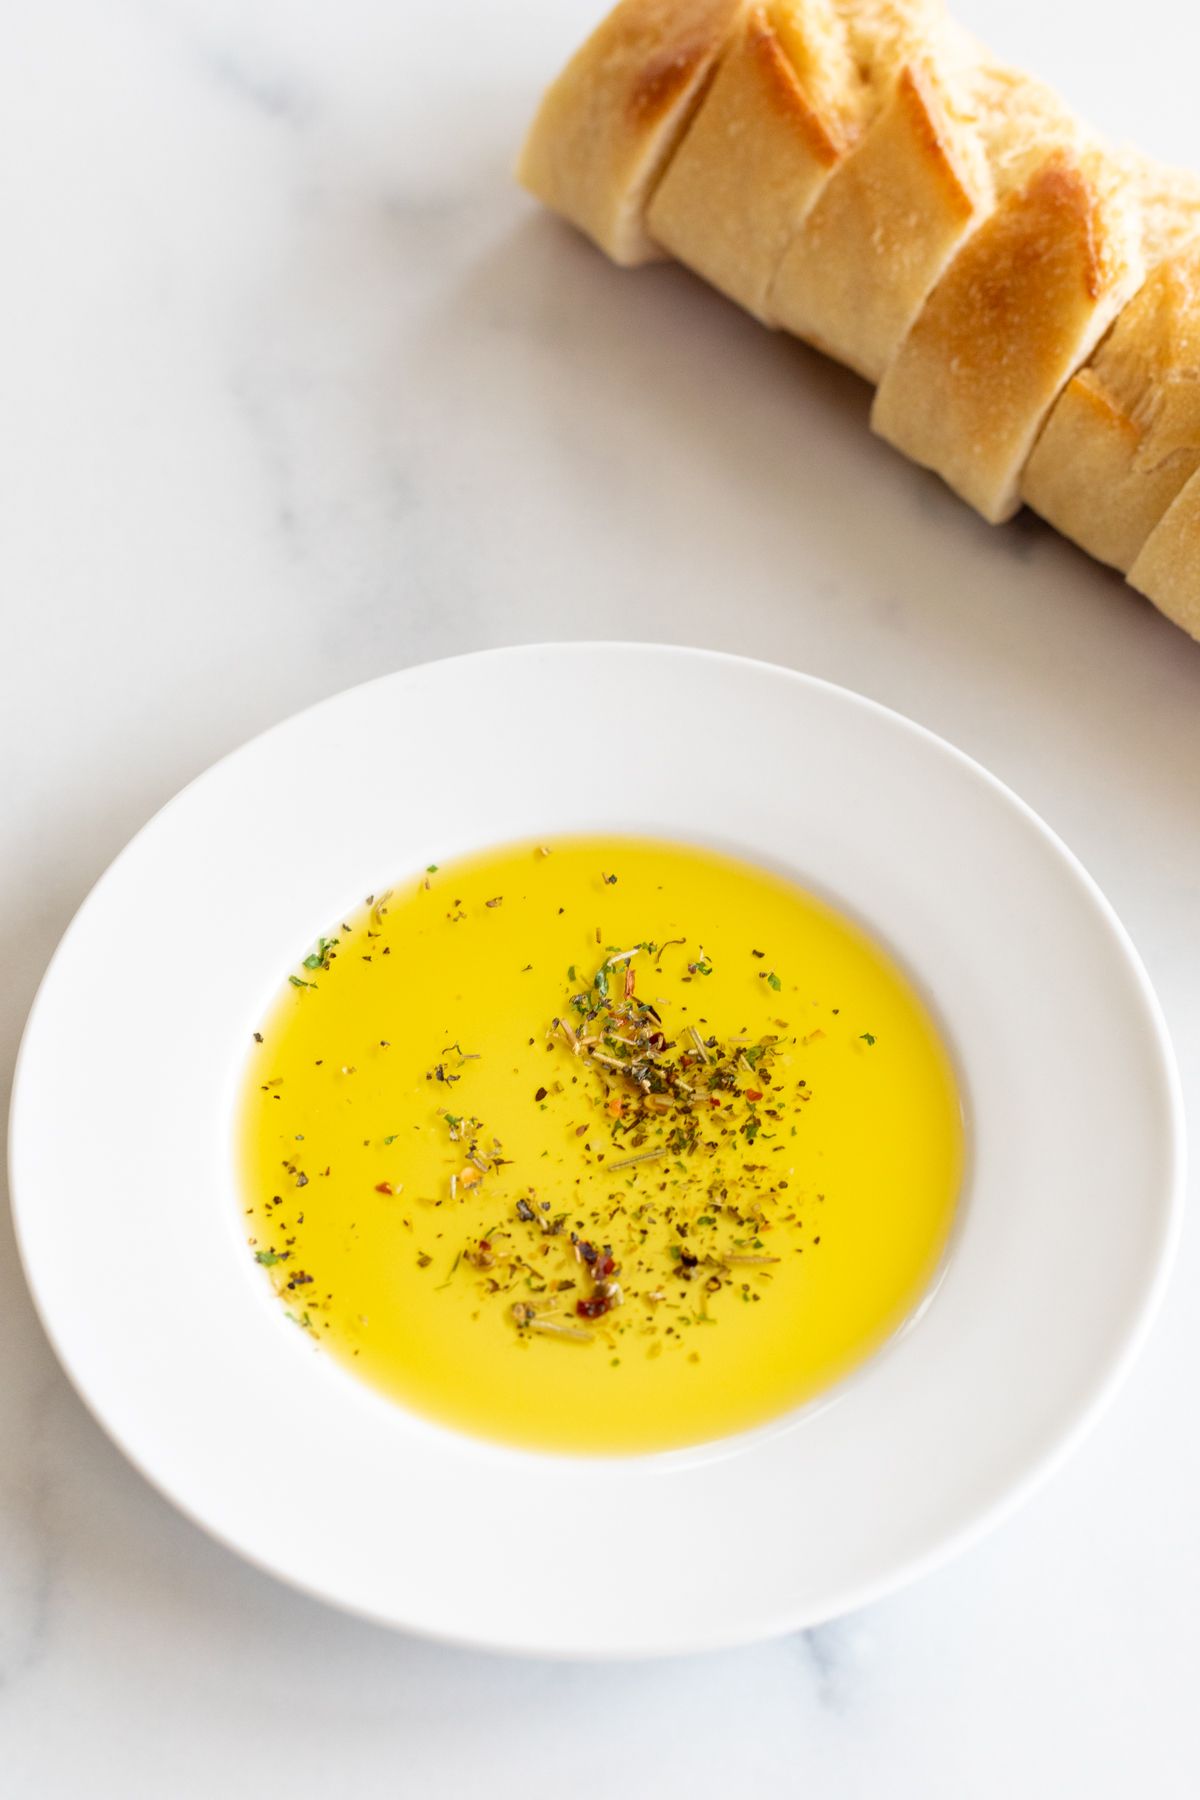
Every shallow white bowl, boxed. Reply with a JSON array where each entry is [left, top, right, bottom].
[[9, 645, 1184, 1657]]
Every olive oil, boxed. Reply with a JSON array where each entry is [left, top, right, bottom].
[[239, 838, 962, 1454]]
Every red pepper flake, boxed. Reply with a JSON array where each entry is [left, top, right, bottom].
[[745, 1089, 763, 1103], [374, 1181, 394, 1195], [576, 1292, 614, 1319]]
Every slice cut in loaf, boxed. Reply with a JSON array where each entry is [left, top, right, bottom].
[[1128, 466, 1200, 638], [871, 133, 1149, 523], [516, 0, 745, 266], [1023, 218, 1200, 572], [645, 0, 943, 320], [768, 18, 992, 379]]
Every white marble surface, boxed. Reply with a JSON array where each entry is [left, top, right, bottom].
[[3, 0, 1200, 1791]]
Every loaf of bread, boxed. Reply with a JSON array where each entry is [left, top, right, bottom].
[[519, 0, 1200, 641]]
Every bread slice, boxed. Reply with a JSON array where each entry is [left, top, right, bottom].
[[644, 0, 862, 316], [646, 0, 942, 320], [516, 0, 745, 266], [768, 23, 990, 379], [1023, 210, 1200, 572], [1128, 468, 1200, 639], [871, 127, 1149, 524]]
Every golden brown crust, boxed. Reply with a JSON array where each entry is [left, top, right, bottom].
[[628, 37, 711, 123], [1022, 248, 1200, 570], [871, 151, 1138, 522], [646, 2, 862, 318], [517, 0, 744, 266], [899, 63, 967, 192], [1128, 467, 1200, 639], [770, 59, 984, 379], [748, 8, 845, 162]]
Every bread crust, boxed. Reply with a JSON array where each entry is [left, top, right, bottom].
[[1128, 466, 1200, 639], [1023, 248, 1200, 570], [769, 58, 983, 378], [871, 150, 1139, 522], [516, 0, 744, 266], [646, 2, 859, 317]]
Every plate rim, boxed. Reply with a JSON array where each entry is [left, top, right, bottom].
[[8, 641, 1187, 1658]]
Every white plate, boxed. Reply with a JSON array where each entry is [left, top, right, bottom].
[[9, 644, 1183, 1657]]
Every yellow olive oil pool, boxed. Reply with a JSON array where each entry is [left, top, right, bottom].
[[239, 838, 962, 1453]]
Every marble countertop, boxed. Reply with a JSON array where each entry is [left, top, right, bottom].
[[3, 0, 1200, 1792]]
